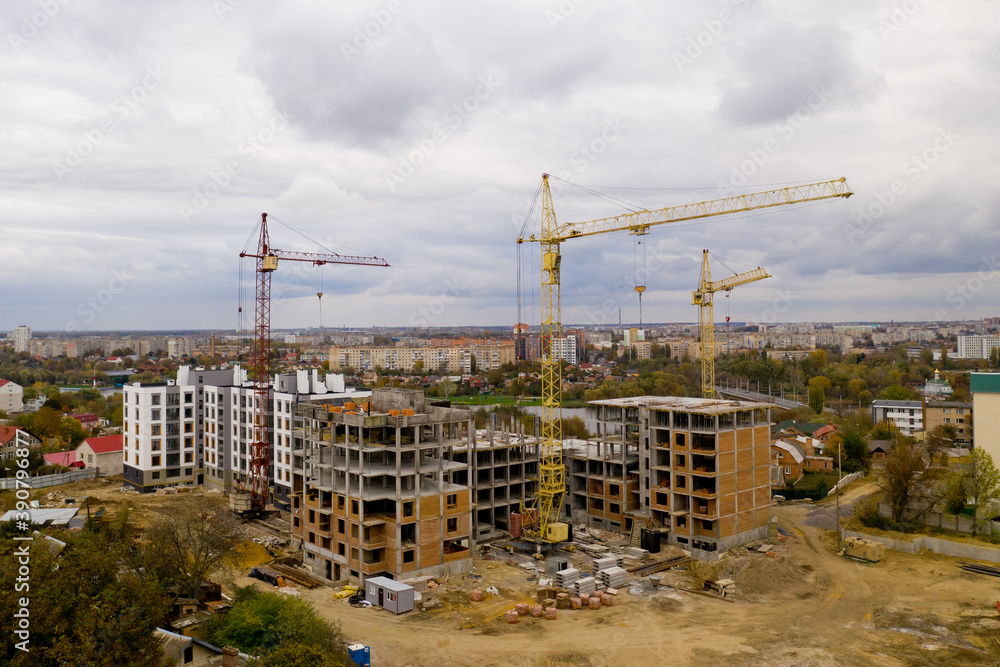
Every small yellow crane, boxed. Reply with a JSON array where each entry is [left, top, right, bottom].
[[692, 250, 770, 398]]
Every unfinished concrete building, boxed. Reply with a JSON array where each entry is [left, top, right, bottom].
[[451, 418, 540, 541], [564, 435, 641, 534], [291, 389, 476, 584], [585, 396, 773, 559]]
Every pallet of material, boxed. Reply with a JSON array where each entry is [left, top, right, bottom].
[[269, 563, 322, 588], [593, 556, 620, 572], [629, 555, 693, 576], [555, 568, 580, 588], [597, 566, 628, 588], [573, 576, 597, 596]]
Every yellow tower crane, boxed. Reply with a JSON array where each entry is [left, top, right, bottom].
[[517, 176, 852, 543], [692, 250, 770, 398]]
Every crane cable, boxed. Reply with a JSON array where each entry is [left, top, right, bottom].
[[633, 235, 646, 325]]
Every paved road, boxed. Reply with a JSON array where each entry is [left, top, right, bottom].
[[715, 386, 801, 409]]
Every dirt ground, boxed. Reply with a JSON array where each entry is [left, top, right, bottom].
[[29, 477, 1000, 666], [235, 482, 1000, 667]]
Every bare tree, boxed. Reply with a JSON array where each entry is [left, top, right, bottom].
[[144, 499, 246, 597]]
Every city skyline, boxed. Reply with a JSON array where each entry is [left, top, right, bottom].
[[2, 2, 998, 331]]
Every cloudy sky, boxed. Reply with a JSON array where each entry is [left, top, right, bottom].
[[2, 0, 998, 332]]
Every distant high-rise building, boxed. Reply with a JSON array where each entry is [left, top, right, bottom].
[[13, 326, 31, 353]]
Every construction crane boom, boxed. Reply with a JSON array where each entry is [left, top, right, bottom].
[[238, 213, 389, 514], [521, 178, 853, 244], [692, 251, 771, 399], [517, 175, 852, 542]]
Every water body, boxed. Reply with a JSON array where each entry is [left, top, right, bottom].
[[476, 404, 593, 423]]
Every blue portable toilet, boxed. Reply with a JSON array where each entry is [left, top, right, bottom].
[[348, 644, 370, 667]]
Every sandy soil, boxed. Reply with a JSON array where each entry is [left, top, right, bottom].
[[38, 477, 1000, 666]]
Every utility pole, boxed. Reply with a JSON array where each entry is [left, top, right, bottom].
[[836, 444, 842, 552]]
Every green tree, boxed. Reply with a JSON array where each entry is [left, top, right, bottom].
[[878, 444, 931, 522], [487, 369, 505, 388], [966, 448, 1000, 535], [879, 385, 918, 401], [943, 472, 967, 515], [0, 530, 166, 666], [208, 586, 348, 665], [807, 376, 829, 415], [847, 378, 867, 399], [470, 354, 477, 374]]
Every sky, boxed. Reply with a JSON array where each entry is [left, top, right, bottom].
[[2, 0, 999, 332]]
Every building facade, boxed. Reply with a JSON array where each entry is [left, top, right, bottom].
[[583, 396, 774, 560], [124, 365, 369, 503], [971, 373, 1000, 466], [292, 389, 477, 584], [13, 326, 31, 353], [0, 379, 24, 413], [923, 400, 972, 446], [329, 343, 515, 373], [871, 400, 923, 436], [958, 336, 1000, 359]]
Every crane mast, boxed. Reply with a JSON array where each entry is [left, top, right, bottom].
[[238, 213, 390, 514], [518, 176, 851, 542]]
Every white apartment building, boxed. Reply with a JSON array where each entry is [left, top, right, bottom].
[[124, 365, 370, 508], [202, 368, 369, 509], [957, 335, 1000, 359], [871, 399, 923, 436], [0, 379, 23, 413], [13, 326, 31, 353], [552, 334, 578, 365]]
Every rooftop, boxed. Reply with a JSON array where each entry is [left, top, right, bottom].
[[971, 373, 1000, 395], [587, 395, 773, 414]]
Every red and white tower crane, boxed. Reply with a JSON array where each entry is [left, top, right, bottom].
[[238, 213, 389, 514]]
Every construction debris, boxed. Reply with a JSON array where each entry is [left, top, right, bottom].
[[958, 562, 1000, 577]]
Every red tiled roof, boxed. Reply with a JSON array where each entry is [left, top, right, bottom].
[[81, 434, 123, 454], [71, 413, 100, 423], [44, 451, 80, 467], [0, 379, 9, 387], [0, 426, 18, 445]]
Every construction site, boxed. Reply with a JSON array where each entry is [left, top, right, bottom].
[[27, 473, 1000, 665], [22, 179, 999, 664]]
